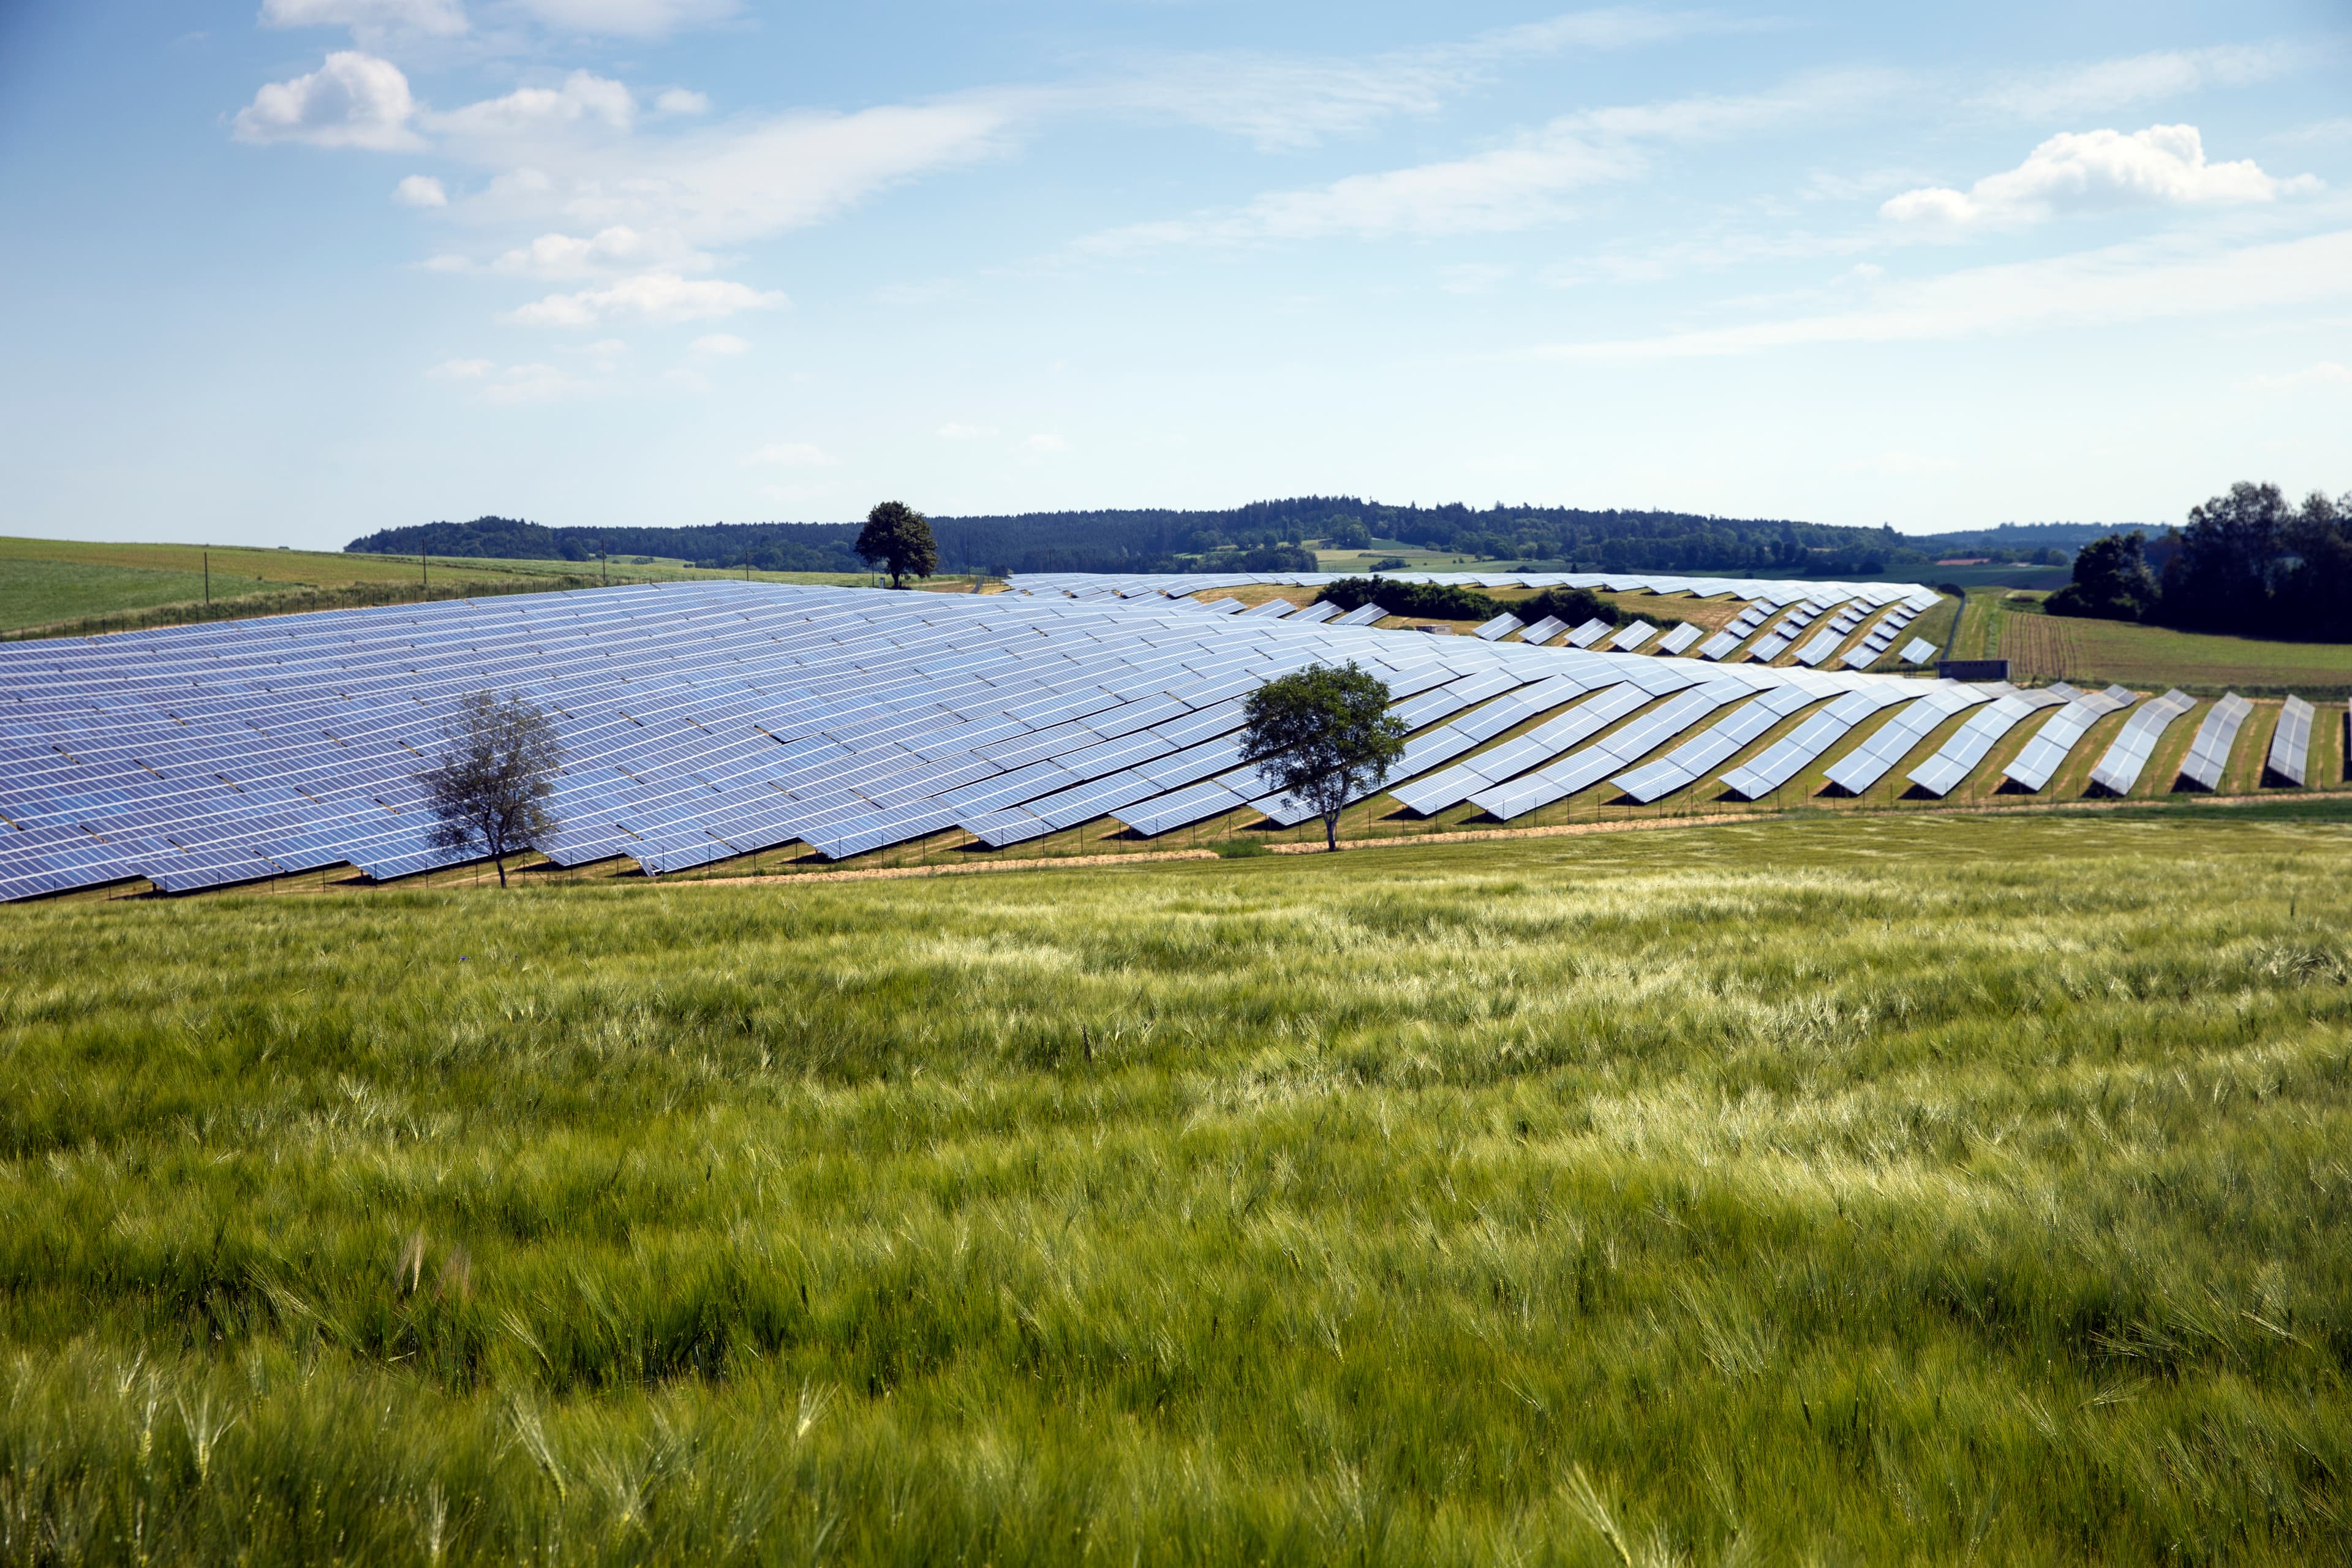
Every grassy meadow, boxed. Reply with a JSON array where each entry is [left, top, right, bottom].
[[6, 808, 2352, 1564]]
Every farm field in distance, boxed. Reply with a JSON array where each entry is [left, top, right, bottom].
[[7, 809, 2352, 1564], [0, 535, 888, 639], [1992, 591, 2352, 695]]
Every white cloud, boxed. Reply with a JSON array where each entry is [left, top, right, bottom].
[[937, 422, 997, 439], [393, 173, 447, 206], [233, 51, 421, 150], [655, 89, 710, 117], [1882, 124, 2316, 227], [1021, 432, 1068, 454], [1526, 228, 2352, 361], [429, 357, 495, 379], [491, 225, 710, 277], [2241, 361, 2352, 391], [515, 0, 736, 36], [260, 0, 466, 38], [503, 271, 785, 325], [689, 333, 748, 355], [1083, 70, 1898, 249], [1975, 43, 2304, 119], [426, 71, 635, 141], [741, 441, 834, 466]]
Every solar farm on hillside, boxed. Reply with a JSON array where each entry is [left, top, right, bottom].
[[0, 570, 2323, 900]]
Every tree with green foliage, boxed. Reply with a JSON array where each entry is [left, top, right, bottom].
[[855, 501, 938, 588], [417, 690, 564, 888], [2157, 482, 2293, 632], [2045, 530, 2158, 622], [1515, 585, 1620, 628], [2130, 482, 2352, 640], [1238, 662, 1408, 851], [1314, 577, 1501, 622]]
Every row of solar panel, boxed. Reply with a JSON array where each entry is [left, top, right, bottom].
[[0, 580, 2319, 900]]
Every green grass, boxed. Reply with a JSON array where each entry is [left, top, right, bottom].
[[0, 559, 234, 632], [7, 809, 2352, 1564]]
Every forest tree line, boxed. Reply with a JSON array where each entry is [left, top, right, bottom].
[[346, 499, 2108, 579], [2048, 483, 2352, 641]]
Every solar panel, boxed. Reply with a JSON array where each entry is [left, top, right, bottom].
[[1330, 602, 1387, 627], [0, 573, 1996, 897], [1697, 630, 1741, 661], [1466, 684, 1748, 821], [2176, 692, 2252, 792], [1904, 688, 2070, 797], [1744, 633, 1792, 663], [1792, 628, 1844, 667], [1611, 684, 1819, 803], [1389, 682, 1650, 815], [1607, 621, 1658, 652], [2266, 696, 2315, 786], [1565, 619, 1612, 648], [1517, 616, 1567, 646], [1285, 601, 1341, 624], [1899, 638, 1937, 666], [1237, 598, 1297, 619], [1801, 686, 1982, 797], [1472, 614, 1525, 642], [2087, 689, 2197, 796], [1654, 622, 1705, 655]]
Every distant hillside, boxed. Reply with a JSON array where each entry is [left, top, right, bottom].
[[1912, 522, 2136, 552], [348, 499, 2086, 578]]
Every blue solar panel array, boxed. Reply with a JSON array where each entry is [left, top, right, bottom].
[[0, 576, 2306, 903]]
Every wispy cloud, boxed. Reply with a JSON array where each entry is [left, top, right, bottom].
[[1082, 69, 1904, 250], [741, 441, 835, 466], [1973, 42, 2309, 119], [1526, 228, 2352, 360], [429, 355, 606, 403], [513, 0, 737, 39], [1079, 8, 1774, 151], [2239, 361, 2352, 392], [503, 271, 785, 326], [260, 0, 466, 43]]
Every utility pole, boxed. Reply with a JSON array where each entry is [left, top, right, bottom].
[[601, 543, 608, 586], [744, 546, 751, 582], [421, 551, 428, 595], [203, 550, 210, 608]]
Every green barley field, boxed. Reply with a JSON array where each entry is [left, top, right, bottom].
[[6, 807, 2352, 1564]]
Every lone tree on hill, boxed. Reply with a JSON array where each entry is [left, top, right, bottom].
[[1238, 662, 1408, 851], [417, 690, 564, 888], [856, 500, 938, 589]]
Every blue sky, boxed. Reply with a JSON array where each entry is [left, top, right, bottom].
[[1, 1, 2346, 548]]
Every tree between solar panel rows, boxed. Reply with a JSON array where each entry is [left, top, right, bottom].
[[415, 690, 564, 888], [1236, 663, 1408, 850]]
